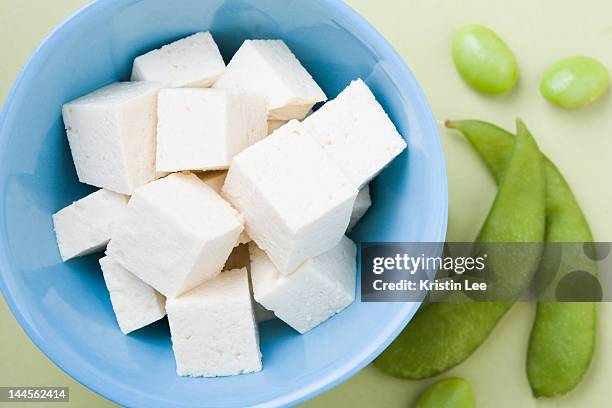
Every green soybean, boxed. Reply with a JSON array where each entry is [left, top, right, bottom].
[[540, 56, 609, 108], [452, 25, 518, 94], [374, 120, 545, 379], [446, 119, 597, 397], [416, 378, 475, 408]]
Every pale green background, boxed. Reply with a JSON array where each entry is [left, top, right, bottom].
[[1, 1, 611, 407]]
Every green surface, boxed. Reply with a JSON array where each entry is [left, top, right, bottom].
[[1, 1, 611, 407]]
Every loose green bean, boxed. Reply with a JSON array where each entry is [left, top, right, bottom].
[[452, 25, 518, 94], [446, 119, 597, 397], [374, 120, 545, 379], [416, 378, 474, 408]]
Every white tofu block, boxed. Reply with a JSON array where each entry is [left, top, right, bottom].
[[223, 120, 357, 274], [249, 237, 356, 333], [302, 79, 407, 189], [348, 185, 372, 231], [156, 88, 267, 172], [52, 189, 128, 261], [62, 81, 163, 194], [197, 171, 251, 245], [106, 172, 243, 297], [166, 268, 262, 377], [99, 256, 166, 334], [213, 40, 326, 120], [131, 32, 225, 87], [267, 119, 287, 135]]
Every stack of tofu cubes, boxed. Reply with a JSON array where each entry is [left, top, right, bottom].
[[52, 32, 406, 377]]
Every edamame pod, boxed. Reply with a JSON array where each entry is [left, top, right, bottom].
[[374, 120, 545, 379], [416, 377, 475, 408], [446, 119, 597, 397]]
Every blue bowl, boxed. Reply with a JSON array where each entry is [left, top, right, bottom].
[[0, 0, 447, 406]]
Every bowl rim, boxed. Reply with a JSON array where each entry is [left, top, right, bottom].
[[0, 0, 448, 406]]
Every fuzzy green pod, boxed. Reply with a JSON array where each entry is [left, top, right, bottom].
[[540, 56, 609, 108], [452, 25, 518, 94], [447, 119, 597, 397], [374, 120, 545, 379]]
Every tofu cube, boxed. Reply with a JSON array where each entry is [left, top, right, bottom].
[[302, 79, 407, 188], [156, 88, 267, 172], [348, 185, 372, 231], [106, 172, 243, 297], [62, 81, 163, 194], [52, 189, 128, 261], [249, 237, 356, 333], [213, 40, 326, 120], [131, 32, 225, 87], [166, 267, 262, 377], [223, 120, 357, 274], [99, 256, 166, 334]]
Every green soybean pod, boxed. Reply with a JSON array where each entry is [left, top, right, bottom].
[[374, 120, 545, 379], [416, 378, 475, 408], [540, 56, 609, 108], [452, 25, 518, 94], [446, 119, 597, 397]]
